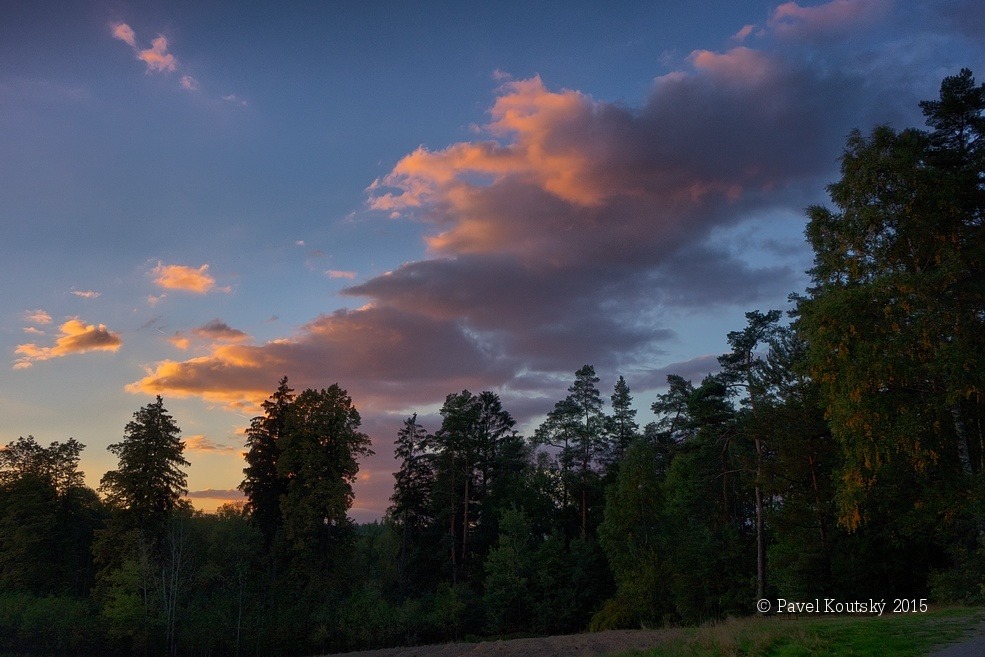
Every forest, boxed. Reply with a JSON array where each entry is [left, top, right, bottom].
[[1, 70, 983, 657]]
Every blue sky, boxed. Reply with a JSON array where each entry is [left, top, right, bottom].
[[2, 0, 983, 520]]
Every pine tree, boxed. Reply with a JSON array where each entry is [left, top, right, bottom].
[[100, 396, 189, 538], [240, 376, 294, 548]]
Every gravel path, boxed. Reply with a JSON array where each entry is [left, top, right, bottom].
[[926, 620, 985, 657], [319, 629, 686, 657]]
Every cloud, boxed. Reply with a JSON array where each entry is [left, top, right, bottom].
[[23, 309, 52, 325], [127, 305, 513, 411], [326, 270, 357, 279], [222, 94, 248, 106], [138, 36, 177, 74], [110, 22, 239, 99], [14, 319, 122, 369], [634, 354, 723, 391], [192, 319, 249, 343], [185, 488, 245, 500], [769, 0, 890, 39], [111, 22, 136, 48], [22, 327, 44, 336], [184, 435, 239, 453], [70, 289, 101, 299], [169, 335, 191, 350], [130, 54, 859, 410], [732, 24, 757, 42], [151, 263, 219, 294]]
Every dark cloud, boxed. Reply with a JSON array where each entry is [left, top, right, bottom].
[[192, 319, 249, 343]]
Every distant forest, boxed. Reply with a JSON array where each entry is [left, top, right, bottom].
[[1, 70, 983, 657]]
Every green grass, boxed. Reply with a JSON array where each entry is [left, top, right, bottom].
[[618, 607, 984, 657]]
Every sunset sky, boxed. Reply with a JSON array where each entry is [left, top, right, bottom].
[[2, 0, 983, 520]]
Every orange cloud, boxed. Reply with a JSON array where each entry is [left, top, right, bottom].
[[126, 306, 512, 412], [184, 435, 239, 453], [169, 335, 191, 350], [152, 263, 218, 294], [14, 319, 122, 369], [326, 270, 357, 279]]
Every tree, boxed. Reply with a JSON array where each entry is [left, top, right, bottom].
[[533, 366, 608, 538], [100, 396, 189, 539], [277, 385, 373, 579], [597, 438, 667, 627], [606, 376, 639, 469], [718, 309, 781, 601], [241, 376, 294, 548], [387, 414, 436, 595], [430, 390, 520, 585], [798, 69, 985, 534], [0, 435, 85, 494]]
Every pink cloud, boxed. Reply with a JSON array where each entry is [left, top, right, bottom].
[[769, 0, 889, 39], [326, 270, 357, 279], [688, 47, 777, 86], [23, 309, 52, 325], [14, 319, 122, 369], [732, 24, 757, 42], [111, 22, 136, 48], [180, 75, 199, 91], [138, 36, 177, 74]]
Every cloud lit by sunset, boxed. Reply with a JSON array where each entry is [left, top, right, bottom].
[[151, 263, 220, 294], [14, 319, 122, 369]]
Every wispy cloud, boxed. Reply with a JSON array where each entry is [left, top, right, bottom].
[[221, 94, 248, 107], [326, 270, 357, 279], [184, 435, 239, 453], [23, 309, 52, 325], [70, 289, 101, 299], [185, 488, 245, 500], [14, 319, 122, 369], [112, 23, 177, 75], [111, 22, 136, 48], [110, 22, 245, 103]]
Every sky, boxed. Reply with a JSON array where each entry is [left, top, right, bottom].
[[1, 0, 983, 521]]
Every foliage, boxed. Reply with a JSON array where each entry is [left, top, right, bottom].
[[99, 396, 189, 539]]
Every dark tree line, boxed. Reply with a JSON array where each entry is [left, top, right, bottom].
[[1, 69, 983, 655]]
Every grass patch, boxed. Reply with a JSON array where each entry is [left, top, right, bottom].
[[619, 607, 984, 657]]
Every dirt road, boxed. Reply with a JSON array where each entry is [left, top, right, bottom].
[[320, 629, 685, 657]]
